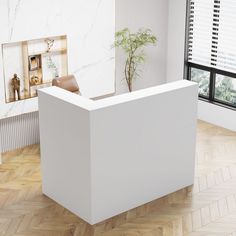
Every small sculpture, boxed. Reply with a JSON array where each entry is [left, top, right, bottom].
[[30, 75, 40, 85], [11, 74, 21, 101], [45, 38, 54, 52]]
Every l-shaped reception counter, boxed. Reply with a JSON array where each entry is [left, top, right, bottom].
[[38, 80, 198, 225]]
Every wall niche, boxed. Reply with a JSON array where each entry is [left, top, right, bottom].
[[2, 35, 68, 103]]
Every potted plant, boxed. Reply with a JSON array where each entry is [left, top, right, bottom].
[[114, 28, 157, 92]]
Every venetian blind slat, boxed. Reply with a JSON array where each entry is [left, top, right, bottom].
[[188, 0, 236, 74]]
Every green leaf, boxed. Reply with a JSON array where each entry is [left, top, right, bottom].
[[113, 28, 157, 92]]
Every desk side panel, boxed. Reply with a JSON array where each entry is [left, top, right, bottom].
[[38, 90, 91, 223]]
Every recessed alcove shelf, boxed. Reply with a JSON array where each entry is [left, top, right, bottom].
[[2, 35, 68, 103]]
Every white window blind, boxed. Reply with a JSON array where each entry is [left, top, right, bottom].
[[188, 0, 236, 73]]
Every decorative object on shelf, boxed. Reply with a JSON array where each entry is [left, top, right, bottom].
[[114, 28, 157, 92], [45, 38, 55, 53], [46, 55, 59, 78], [29, 55, 41, 71], [11, 74, 21, 101], [30, 75, 41, 85], [2, 35, 68, 103]]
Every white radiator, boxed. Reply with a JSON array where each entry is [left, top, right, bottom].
[[0, 112, 40, 153]]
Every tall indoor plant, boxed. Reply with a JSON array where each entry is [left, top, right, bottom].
[[114, 28, 157, 92]]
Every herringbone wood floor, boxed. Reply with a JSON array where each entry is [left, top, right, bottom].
[[0, 120, 236, 236]]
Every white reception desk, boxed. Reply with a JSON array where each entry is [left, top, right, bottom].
[[38, 80, 198, 225]]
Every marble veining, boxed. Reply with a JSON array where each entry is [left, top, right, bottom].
[[83, 0, 103, 42], [0, 0, 115, 119], [8, 0, 22, 41]]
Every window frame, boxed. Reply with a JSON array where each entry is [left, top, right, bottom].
[[184, 0, 236, 111], [187, 62, 236, 110]]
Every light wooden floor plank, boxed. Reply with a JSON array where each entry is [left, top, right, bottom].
[[0, 120, 236, 235]]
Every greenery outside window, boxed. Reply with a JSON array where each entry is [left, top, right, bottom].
[[215, 74, 236, 106], [190, 68, 210, 98]]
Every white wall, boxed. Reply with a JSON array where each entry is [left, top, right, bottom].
[[115, 0, 169, 94], [166, 0, 187, 82], [0, 0, 115, 119], [198, 101, 236, 132]]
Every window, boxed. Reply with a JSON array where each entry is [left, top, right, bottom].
[[190, 68, 210, 97], [186, 0, 236, 109], [215, 74, 236, 105]]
